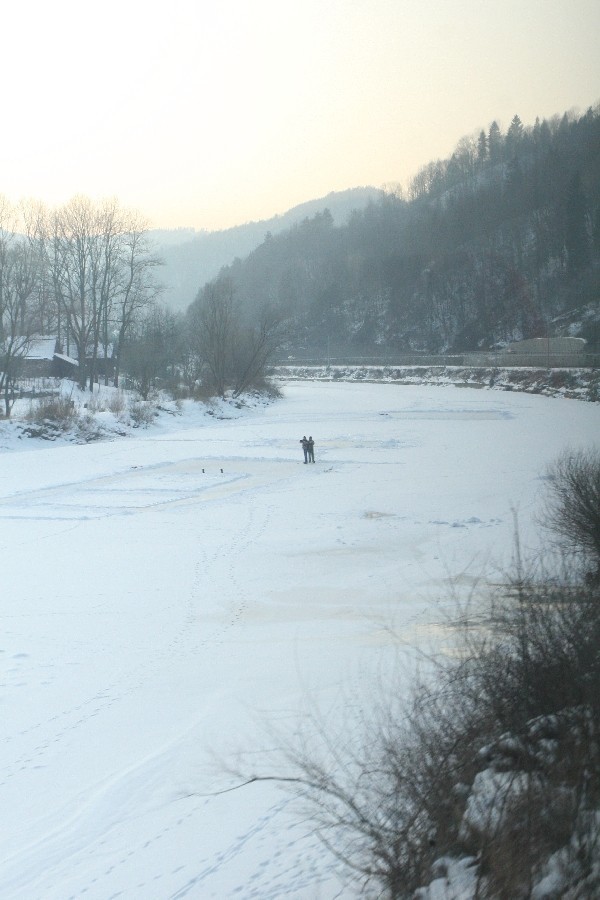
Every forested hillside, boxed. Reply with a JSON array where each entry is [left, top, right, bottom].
[[197, 106, 600, 357], [153, 187, 382, 311]]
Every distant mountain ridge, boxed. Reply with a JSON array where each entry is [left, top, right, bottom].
[[151, 186, 383, 310], [198, 105, 600, 356]]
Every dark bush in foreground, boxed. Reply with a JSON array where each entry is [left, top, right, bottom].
[[259, 576, 600, 898], [542, 448, 600, 578]]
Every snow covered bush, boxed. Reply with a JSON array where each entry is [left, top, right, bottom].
[[129, 399, 158, 427], [23, 395, 78, 439], [26, 395, 76, 427], [413, 575, 600, 898], [73, 411, 106, 443]]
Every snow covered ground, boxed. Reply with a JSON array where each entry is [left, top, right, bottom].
[[1, 381, 598, 899]]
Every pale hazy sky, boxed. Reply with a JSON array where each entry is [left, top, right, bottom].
[[4, 0, 599, 231]]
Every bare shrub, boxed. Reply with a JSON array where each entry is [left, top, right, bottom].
[[130, 399, 157, 427], [190, 381, 217, 403], [249, 377, 283, 399], [83, 394, 105, 414], [416, 579, 599, 892], [107, 390, 127, 417], [245, 697, 443, 897], [464, 580, 600, 731], [440, 585, 592, 889], [26, 395, 77, 429], [541, 448, 600, 577]]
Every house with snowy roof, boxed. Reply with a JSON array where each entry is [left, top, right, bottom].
[[18, 337, 79, 378]]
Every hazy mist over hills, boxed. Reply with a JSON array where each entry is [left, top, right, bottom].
[[151, 186, 382, 311], [150, 104, 600, 360], [192, 106, 600, 357]]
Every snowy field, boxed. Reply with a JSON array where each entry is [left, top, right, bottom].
[[1, 381, 599, 899]]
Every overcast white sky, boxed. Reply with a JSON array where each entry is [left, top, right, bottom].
[[4, 0, 599, 231]]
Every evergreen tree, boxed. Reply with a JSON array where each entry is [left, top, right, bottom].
[[505, 114, 524, 158], [488, 121, 503, 165], [477, 130, 487, 167]]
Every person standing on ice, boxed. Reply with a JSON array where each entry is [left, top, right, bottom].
[[307, 436, 315, 463], [300, 435, 309, 463]]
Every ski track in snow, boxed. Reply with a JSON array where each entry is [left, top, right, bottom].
[[0, 382, 598, 898], [0, 448, 345, 897], [1, 470, 281, 779]]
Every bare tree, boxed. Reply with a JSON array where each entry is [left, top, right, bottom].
[[0, 197, 44, 416], [0, 194, 19, 338], [48, 196, 98, 389], [0, 241, 41, 415], [111, 210, 163, 387], [19, 199, 56, 336], [188, 276, 237, 397], [178, 325, 206, 395], [47, 196, 161, 391], [188, 279, 285, 398], [231, 306, 287, 397], [120, 305, 179, 400]]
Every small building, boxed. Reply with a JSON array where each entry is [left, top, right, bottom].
[[16, 337, 78, 379], [53, 351, 79, 379]]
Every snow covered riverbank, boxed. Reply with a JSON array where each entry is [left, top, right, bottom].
[[271, 363, 600, 402]]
